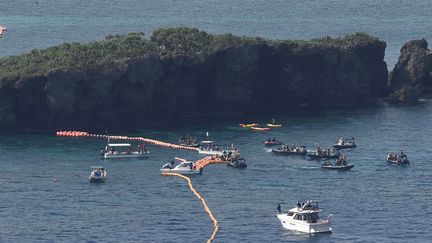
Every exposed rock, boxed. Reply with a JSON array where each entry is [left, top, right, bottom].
[[0, 28, 388, 131], [387, 39, 432, 104]]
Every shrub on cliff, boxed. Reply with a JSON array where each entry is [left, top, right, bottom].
[[212, 33, 264, 49], [151, 27, 213, 56], [0, 28, 381, 80], [0, 32, 156, 79]]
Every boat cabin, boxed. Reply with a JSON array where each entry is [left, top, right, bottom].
[[287, 201, 322, 223], [105, 143, 133, 153], [170, 161, 197, 171]]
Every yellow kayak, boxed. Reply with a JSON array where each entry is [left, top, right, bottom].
[[267, 123, 282, 128], [240, 123, 259, 128]]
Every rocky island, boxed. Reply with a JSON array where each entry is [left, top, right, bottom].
[[387, 39, 432, 104], [0, 28, 390, 131]]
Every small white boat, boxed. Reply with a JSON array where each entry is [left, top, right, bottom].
[[272, 145, 307, 155], [277, 200, 332, 234], [179, 134, 199, 147], [197, 141, 238, 156], [333, 137, 356, 149], [89, 166, 107, 182], [386, 151, 409, 165], [321, 155, 354, 170], [307, 147, 340, 159], [101, 143, 150, 159], [160, 159, 203, 175]]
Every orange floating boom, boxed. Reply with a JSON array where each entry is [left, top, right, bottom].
[[55, 130, 199, 151], [162, 172, 219, 243]]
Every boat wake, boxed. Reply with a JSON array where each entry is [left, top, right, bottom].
[[299, 166, 320, 169]]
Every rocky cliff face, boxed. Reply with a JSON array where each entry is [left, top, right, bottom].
[[387, 39, 432, 104], [0, 29, 388, 131]]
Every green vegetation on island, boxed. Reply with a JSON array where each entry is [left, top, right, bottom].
[[0, 27, 379, 80]]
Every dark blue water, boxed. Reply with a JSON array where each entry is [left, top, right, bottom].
[[1, 102, 431, 242], [1, 0, 432, 67]]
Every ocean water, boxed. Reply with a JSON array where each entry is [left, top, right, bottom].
[[1, 0, 432, 68], [0, 102, 432, 242], [1, 1, 432, 242]]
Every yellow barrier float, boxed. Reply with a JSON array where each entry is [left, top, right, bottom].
[[57, 131, 225, 242], [56, 130, 200, 151], [162, 172, 219, 243]]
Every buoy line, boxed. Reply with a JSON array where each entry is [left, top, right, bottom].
[[56, 130, 199, 151], [162, 172, 219, 243]]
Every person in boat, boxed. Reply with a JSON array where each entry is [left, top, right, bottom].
[[336, 155, 341, 166], [297, 201, 301, 208], [189, 162, 193, 170], [317, 146, 322, 155], [277, 203, 281, 214], [338, 155, 347, 166], [400, 150, 405, 157], [272, 138, 277, 142], [271, 118, 275, 124]]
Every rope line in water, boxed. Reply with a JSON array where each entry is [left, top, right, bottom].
[[162, 172, 219, 243]]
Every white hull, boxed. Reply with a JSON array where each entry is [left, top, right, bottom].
[[198, 149, 237, 156], [89, 171, 107, 182], [277, 214, 331, 234], [103, 151, 150, 159], [160, 168, 201, 175], [198, 149, 224, 156]]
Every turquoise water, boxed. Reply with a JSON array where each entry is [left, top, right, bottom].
[[1, 0, 432, 67], [1, 1, 432, 241], [1, 103, 432, 241]]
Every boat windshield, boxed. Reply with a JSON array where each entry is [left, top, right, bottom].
[[178, 162, 193, 168]]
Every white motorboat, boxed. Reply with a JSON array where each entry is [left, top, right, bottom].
[[197, 141, 238, 156], [89, 166, 107, 182], [277, 200, 332, 234], [101, 143, 150, 159], [160, 159, 203, 175]]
